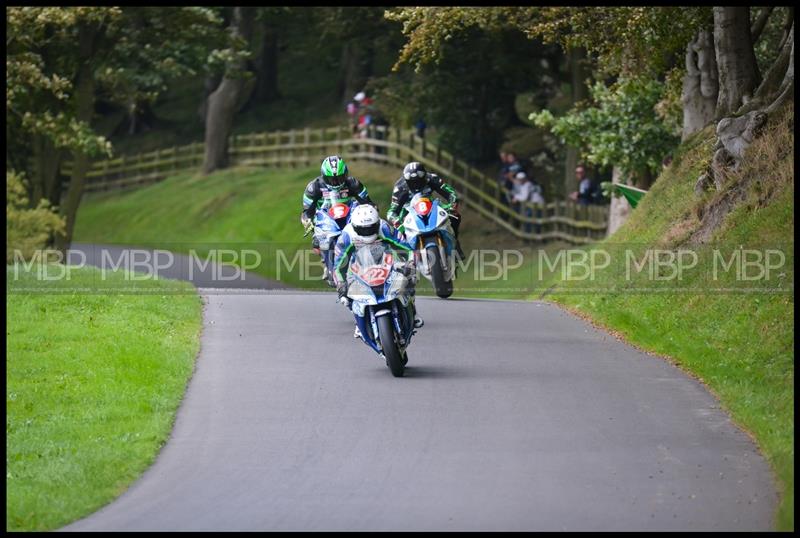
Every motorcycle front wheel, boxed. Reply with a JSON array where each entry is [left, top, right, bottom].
[[377, 314, 405, 377], [426, 244, 453, 299]]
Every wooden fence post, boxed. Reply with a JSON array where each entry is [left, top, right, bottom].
[[289, 129, 296, 168], [304, 127, 311, 167]]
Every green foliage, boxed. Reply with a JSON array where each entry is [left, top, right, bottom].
[[530, 77, 680, 182], [654, 67, 685, 137], [97, 7, 227, 103], [376, 11, 561, 162], [520, 7, 711, 77], [386, 7, 710, 79], [7, 7, 227, 178], [385, 7, 513, 71], [6, 7, 119, 160], [6, 170, 66, 263]]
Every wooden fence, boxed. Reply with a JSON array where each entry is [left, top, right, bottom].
[[62, 125, 608, 244]]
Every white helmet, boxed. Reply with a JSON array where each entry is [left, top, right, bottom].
[[350, 204, 380, 243]]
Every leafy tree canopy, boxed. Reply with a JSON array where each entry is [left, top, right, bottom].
[[531, 77, 680, 182]]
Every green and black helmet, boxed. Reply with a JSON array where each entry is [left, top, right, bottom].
[[320, 155, 349, 187]]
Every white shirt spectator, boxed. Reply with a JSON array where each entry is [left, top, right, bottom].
[[511, 172, 545, 205]]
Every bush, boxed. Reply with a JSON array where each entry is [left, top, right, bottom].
[[6, 170, 66, 263]]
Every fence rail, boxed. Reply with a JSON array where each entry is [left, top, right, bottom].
[[62, 125, 608, 243]]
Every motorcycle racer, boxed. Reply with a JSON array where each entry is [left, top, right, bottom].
[[386, 161, 465, 260], [301, 155, 374, 247], [332, 204, 424, 339]]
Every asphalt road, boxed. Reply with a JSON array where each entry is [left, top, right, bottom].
[[62, 246, 777, 531], [69, 243, 289, 290]]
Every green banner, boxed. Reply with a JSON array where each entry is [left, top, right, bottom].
[[614, 183, 647, 209]]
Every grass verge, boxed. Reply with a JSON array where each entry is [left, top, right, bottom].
[[73, 161, 554, 299], [6, 265, 203, 531], [541, 107, 794, 530]]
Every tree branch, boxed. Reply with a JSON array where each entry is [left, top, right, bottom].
[[737, 22, 794, 116], [750, 6, 774, 45], [777, 7, 794, 50]]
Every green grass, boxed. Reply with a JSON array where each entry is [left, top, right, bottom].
[[542, 107, 794, 530], [74, 161, 556, 299], [74, 163, 396, 289], [6, 265, 203, 531]]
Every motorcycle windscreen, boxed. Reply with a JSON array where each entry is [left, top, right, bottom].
[[351, 243, 392, 284]]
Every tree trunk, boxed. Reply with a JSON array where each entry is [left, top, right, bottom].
[[750, 6, 774, 45], [126, 98, 157, 135], [30, 135, 64, 208], [198, 74, 222, 124], [564, 47, 589, 196], [778, 8, 794, 50], [338, 40, 373, 104], [635, 167, 655, 190], [55, 23, 98, 252], [681, 29, 718, 140], [765, 25, 794, 115], [713, 7, 760, 119], [253, 20, 279, 103], [738, 23, 794, 115], [606, 166, 630, 237], [202, 7, 255, 175]]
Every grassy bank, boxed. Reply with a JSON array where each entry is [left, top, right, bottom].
[[6, 265, 203, 531], [543, 107, 794, 530], [73, 161, 550, 299]]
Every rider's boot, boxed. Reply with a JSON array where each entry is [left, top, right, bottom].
[[410, 301, 424, 328], [455, 239, 466, 263]]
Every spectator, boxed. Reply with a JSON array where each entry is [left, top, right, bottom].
[[511, 171, 546, 234], [510, 171, 531, 216], [350, 92, 366, 134], [572, 164, 595, 206], [356, 111, 372, 139], [415, 118, 427, 139], [360, 93, 373, 110], [506, 152, 523, 180], [346, 99, 359, 134], [372, 113, 389, 154], [528, 178, 545, 235], [497, 151, 512, 205]]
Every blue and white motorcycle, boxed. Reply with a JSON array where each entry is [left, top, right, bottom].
[[346, 242, 418, 377], [400, 192, 456, 298], [306, 191, 360, 288]]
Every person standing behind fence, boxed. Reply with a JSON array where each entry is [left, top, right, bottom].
[[415, 118, 427, 139], [347, 95, 361, 134], [372, 113, 389, 154], [511, 171, 546, 235], [528, 177, 545, 235], [510, 171, 532, 229], [572, 164, 595, 206], [497, 151, 512, 206]]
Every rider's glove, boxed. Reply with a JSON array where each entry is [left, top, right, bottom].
[[302, 217, 314, 234], [336, 282, 347, 298]]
